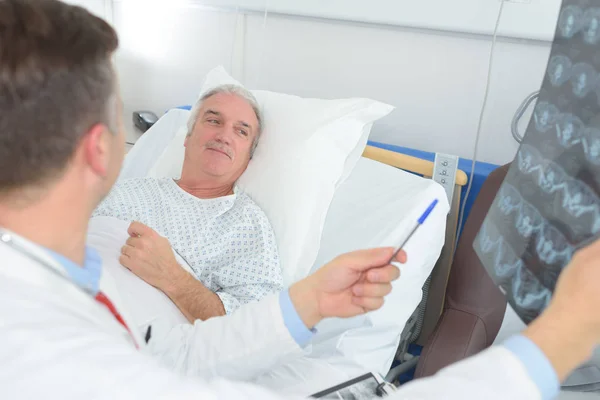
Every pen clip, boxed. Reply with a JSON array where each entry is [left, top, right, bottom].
[[145, 325, 152, 344]]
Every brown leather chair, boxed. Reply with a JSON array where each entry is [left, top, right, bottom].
[[414, 164, 510, 378]]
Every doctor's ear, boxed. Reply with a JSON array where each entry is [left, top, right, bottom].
[[82, 123, 112, 177]]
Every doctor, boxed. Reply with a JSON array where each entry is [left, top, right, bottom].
[[1, 1, 600, 400]]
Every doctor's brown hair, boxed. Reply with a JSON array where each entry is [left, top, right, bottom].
[[0, 0, 118, 197]]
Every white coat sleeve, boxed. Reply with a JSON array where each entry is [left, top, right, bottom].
[[2, 308, 305, 400], [0, 264, 306, 400], [390, 346, 542, 400], [146, 293, 308, 381]]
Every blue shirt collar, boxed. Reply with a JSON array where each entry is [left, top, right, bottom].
[[44, 247, 103, 296]]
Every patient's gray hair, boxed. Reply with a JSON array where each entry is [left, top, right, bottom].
[[187, 84, 263, 157]]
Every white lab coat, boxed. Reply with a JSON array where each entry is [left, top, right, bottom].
[[0, 235, 544, 400]]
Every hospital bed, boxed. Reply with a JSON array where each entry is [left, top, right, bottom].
[[90, 108, 468, 396], [362, 145, 468, 347]]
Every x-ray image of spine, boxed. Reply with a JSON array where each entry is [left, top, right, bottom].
[[510, 266, 552, 323], [583, 127, 600, 164], [562, 179, 599, 218], [493, 238, 522, 285], [583, 8, 600, 44], [548, 55, 572, 86], [556, 114, 584, 147], [559, 5, 583, 39], [538, 161, 568, 195], [570, 63, 596, 98], [475, 0, 600, 326], [478, 219, 502, 255], [516, 144, 545, 175], [533, 102, 560, 133], [516, 201, 544, 239], [496, 183, 523, 216], [535, 222, 574, 266]]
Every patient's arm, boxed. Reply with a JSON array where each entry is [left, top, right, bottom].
[[207, 208, 284, 314], [120, 221, 226, 321], [163, 271, 225, 321]]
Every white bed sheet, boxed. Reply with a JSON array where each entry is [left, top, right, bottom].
[[253, 157, 448, 395]]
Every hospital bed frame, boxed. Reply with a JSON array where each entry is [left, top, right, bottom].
[[361, 145, 468, 346]]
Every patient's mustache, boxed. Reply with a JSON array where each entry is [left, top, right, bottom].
[[205, 141, 234, 159]]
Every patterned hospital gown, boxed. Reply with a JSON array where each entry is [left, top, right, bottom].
[[92, 177, 283, 314]]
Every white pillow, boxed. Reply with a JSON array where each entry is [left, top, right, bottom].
[[147, 125, 187, 179], [120, 109, 191, 180], [148, 66, 394, 285]]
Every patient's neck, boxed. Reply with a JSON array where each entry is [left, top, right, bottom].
[[175, 178, 234, 199], [0, 182, 89, 266]]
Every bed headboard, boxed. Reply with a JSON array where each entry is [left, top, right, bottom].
[[361, 145, 468, 346]]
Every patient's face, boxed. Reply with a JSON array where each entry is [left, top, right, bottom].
[[184, 93, 258, 182]]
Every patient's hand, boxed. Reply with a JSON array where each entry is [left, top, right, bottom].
[[120, 221, 226, 321], [289, 248, 405, 329], [119, 221, 186, 293]]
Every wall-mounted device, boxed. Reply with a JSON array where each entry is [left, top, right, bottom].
[[133, 111, 158, 133]]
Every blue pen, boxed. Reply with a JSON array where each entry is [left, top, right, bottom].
[[388, 199, 439, 263]]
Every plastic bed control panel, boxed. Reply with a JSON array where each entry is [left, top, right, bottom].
[[432, 153, 459, 206]]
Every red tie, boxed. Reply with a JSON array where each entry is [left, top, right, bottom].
[[95, 291, 138, 348]]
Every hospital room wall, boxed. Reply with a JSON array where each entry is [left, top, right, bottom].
[[240, 14, 552, 166], [73, 1, 552, 166]]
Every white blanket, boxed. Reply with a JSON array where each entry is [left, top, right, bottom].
[[88, 216, 191, 331]]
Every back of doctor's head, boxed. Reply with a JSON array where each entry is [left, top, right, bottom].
[[0, 0, 119, 202]]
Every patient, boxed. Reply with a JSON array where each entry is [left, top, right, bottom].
[[93, 85, 282, 320]]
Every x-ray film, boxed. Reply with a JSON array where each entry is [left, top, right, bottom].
[[475, 0, 600, 325]]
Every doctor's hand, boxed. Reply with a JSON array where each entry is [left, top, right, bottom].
[[289, 248, 405, 329], [523, 238, 600, 382], [119, 221, 186, 292]]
